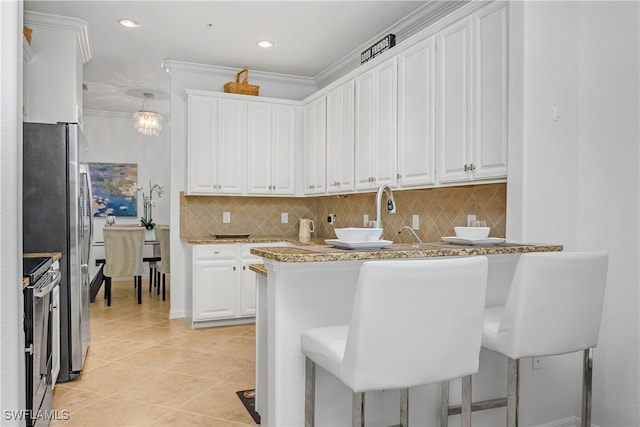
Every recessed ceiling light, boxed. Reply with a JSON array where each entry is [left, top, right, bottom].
[[256, 40, 275, 48], [119, 18, 139, 28]]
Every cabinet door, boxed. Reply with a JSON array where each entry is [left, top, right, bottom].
[[374, 58, 398, 188], [437, 16, 473, 183], [187, 95, 219, 194], [193, 260, 237, 320], [354, 58, 398, 191], [473, 2, 508, 180], [303, 98, 326, 194], [239, 260, 258, 316], [271, 104, 296, 195], [354, 71, 376, 190], [217, 99, 247, 194], [247, 102, 272, 194], [398, 37, 436, 187], [326, 81, 355, 193]]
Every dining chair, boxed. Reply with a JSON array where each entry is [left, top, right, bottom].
[[103, 226, 145, 306], [301, 257, 489, 427], [154, 225, 170, 301]]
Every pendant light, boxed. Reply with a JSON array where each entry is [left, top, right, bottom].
[[133, 92, 163, 136]]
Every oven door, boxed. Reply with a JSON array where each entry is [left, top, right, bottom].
[[25, 269, 60, 426]]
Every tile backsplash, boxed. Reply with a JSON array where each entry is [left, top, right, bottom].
[[181, 183, 506, 242]]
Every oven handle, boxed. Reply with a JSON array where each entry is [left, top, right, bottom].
[[33, 270, 61, 298]]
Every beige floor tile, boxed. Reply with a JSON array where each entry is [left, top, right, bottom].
[[53, 276, 259, 427], [117, 371, 215, 408], [178, 382, 255, 425], [53, 395, 172, 426], [166, 352, 254, 382], [115, 344, 201, 370], [149, 410, 253, 427]]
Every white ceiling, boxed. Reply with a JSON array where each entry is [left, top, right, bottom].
[[23, 1, 442, 116]]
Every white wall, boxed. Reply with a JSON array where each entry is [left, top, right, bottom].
[[0, 1, 25, 424], [507, 1, 639, 425]]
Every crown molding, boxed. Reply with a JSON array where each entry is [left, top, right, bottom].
[[162, 60, 316, 89], [24, 11, 93, 63], [314, 0, 472, 88]]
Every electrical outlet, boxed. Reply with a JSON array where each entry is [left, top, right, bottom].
[[412, 214, 420, 230], [327, 213, 336, 224], [281, 212, 288, 224], [223, 212, 231, 223], [532, 358, 543, 370]]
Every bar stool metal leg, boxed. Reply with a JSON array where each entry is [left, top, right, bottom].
[[352, 392, 364, 427], [582, 348, 593, 427], [462, 375, 472, 427], [305, 357, 316, 427], [440, 382, 449, 427], [507, 358, 519, 427], [400, 388, 409, 427]]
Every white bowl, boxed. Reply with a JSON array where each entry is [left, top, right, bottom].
[[454, 226, 490, 240], [334, 227, 383, 243]]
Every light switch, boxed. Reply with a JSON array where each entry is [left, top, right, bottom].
[[281, 212, 288, 224], [412, 214, 420, 230], [223, 212, 231, 223]]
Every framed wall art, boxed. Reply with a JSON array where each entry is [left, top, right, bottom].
[[88, 162, 138, 217]]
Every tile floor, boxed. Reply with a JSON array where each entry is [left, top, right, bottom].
[[52, 278, 257, 426]]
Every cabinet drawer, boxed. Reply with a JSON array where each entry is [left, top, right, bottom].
[[194, 245, 237, 260]]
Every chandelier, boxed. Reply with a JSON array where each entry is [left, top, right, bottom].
[[133, 92, 163, 136]]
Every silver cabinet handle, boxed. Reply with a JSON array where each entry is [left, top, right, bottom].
[[233, 266, 236, 271]]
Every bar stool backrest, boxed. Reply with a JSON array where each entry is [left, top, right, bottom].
[[341, 257, 489, 392], [496, 251, 608, 359], [103, 227, 145, 277]]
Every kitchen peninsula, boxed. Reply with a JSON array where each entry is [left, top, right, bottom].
[[250, 241, 562, 426]]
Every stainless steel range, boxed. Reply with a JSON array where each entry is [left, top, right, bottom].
[[23, 256, 60, 427]]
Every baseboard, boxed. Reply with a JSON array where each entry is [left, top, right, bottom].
[[169, 309, 185, 319]]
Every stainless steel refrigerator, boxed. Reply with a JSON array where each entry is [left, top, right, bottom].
[[23, 122, 92, 382]]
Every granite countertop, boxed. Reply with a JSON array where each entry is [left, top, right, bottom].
[[249, 263, 268, 276], [182, 235, 325, 245], [249, 242, 563, 263]]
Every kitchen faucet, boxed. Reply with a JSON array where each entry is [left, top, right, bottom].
[[397, 226, 423, 244], [374, 184, 396, 228]]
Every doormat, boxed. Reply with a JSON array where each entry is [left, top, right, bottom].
[[236, 389, 261, 424]]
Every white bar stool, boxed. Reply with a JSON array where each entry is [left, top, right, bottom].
[[441, 251, 608, 427], [301, 257, 489, 427]]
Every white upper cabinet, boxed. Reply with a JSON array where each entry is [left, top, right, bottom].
[[303, 97, 327, 195], [247, 102, 297, 195], [472, 2, 508, 180], [187, 94, 246, 195], [436, 16, 474, 183], [354, 58, 398, 191], [397, 37, 437, 188], [23, 12, 92, 125], [326, 81, 355, 193], [437, 3, 508, 183]]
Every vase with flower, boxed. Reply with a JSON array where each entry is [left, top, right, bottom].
[[133, 180, 164, 230]]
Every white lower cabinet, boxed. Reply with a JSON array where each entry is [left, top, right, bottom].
[[191, 242, 286, 326]]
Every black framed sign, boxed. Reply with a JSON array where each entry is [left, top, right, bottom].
[[361, 34, 396, 64]]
